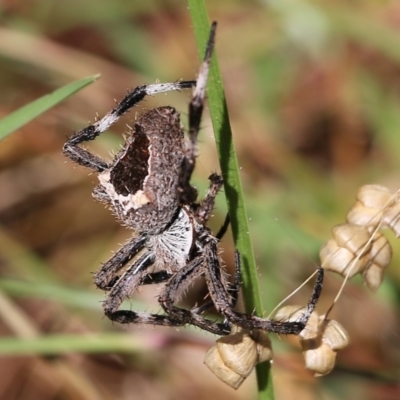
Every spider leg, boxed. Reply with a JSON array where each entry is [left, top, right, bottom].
[[158, 255, 231, 335], [102, 251, 184, 327], [94, 234, 147, 290], [191, 250, 241, 317], [63, 80, 196, 172], [230, 250, 242, 308], [141, 251, 241, 330], [215, 213, 230, 241], [103, 251, 219, 328], [126, 267, 237, 330], [194, 173, 224, 224], [204, 240, 324, 334], [103, 251, 155, 315], [179, 22, 216, 204], [140, 271, 173, 285], [139, 264, 239, 334]]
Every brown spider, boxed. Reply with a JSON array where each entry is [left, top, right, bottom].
[[63, 22, 323, 335]]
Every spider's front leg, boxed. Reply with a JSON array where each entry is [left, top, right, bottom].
[[63, 81, 195, 172], [192, 172, 230, 241], [193, 173, 224, 225], [178, 23, 216, 204]]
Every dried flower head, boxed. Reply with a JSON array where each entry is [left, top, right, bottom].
[[275, 306, 349, 376], [320, 184, 398, 291], [204, 328, 272, 389]]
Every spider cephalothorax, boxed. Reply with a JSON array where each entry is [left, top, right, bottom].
[[63, 22, 323, 336]]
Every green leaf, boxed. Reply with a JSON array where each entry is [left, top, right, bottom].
[[0, 75, 99, 141], [188, 2, 274, 398]]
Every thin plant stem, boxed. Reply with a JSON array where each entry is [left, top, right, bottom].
[[188, 2, 275, 398]]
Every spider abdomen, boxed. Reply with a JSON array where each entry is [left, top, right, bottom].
[[96, 106, 188, 234]]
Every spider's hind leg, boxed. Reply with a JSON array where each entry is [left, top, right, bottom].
[[93, 234, 147, 291], [204, 240, 325, 335], [158, 255, 232, 335], [191, 250, 241, 331], [102, 250, 224, 330], [101, 251, 183, 327]]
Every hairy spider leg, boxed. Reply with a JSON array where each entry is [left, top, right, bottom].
[[158, 255, 234, 335], [190, 250, 241, 316], [215, 213, 230, 241], [63, 81, 196, 172], [95, 242, 185, 327], [193, 173, 224, 224], [94, 234, 147, 290], [204, 239, 325, 334], [102, 251, 186, 327], [178, 22, 216, 205], [102, 249, 231, 333]]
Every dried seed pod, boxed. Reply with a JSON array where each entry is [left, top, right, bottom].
[[382, 201, 400, 237], [322, 215, 393, 288], [301, 317, 349, 376], [303, 343, 336, 376], [368, 231, 392, 268], [321, 220, 392, 289], [204, 345, 245, 389], [347, 185, 400, 236], [356, 184, 392, 209], [363, 264, 383, 292], [274, 305, 305, 321], [252, 330, 273, 363], [347, 200, 383, 227], [275, 307, 349, 376], [204, 329, 272, 389], [276, 306, 322, 348], [319, 317, 349, 351], [320, 224, 374, 279], [331, 224, 372, 255], [299, 313, 320, 341], [320, 238, 368, 277], [363, 231, 392, 291], [215, 331, 258, 377]]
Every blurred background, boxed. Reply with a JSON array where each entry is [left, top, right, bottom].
[[0, 0, 399, 399]]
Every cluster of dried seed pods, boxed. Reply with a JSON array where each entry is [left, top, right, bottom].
[[320, 184, 399, 291], [204, 328, 272, 389], [274, 306, 349, 376], [205, 184, 398, 387]]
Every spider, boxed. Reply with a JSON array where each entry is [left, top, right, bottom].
[[63, 22, 324, 336]]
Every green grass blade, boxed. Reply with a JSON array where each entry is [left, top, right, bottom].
[[0, 75, 99, 140], [188, 1, 274, 398], [0, 279, 104, 310], [0, 278, 146, 312], [0, 333, 146, 356]]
